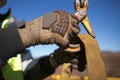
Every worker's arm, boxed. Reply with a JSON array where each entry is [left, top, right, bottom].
[[24, 55, 56, 80], [0, 26, 25, 63], [24, 48, 86, 80], [0, 10, 80, 66]]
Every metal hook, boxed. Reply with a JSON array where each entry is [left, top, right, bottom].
[[80, 0, 84, 8]]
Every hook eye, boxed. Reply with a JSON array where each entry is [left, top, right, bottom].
[[80, 0, 84, 8]]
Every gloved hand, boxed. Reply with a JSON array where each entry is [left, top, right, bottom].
[[49, 48, 87, 72], [18, 10, 80, 48]]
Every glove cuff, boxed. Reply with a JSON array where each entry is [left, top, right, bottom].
[[18, 17, 43, 47], [49, 48, 67, 68], [18, 28, 34, 47]]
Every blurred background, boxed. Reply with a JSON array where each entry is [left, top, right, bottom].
[[0, 0, 120, 80]]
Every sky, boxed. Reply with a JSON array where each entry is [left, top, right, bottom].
[[0, 0, 120, 58]]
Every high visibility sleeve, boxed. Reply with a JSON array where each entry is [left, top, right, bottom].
[[0, 26, 25, 61]]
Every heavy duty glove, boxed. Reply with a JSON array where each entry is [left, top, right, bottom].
[[49, 48, 87, 72], [24, 48, 86, 80], [18, 10, 80, 48]]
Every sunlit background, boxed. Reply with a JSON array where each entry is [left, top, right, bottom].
[[0, 0, 120, 58]]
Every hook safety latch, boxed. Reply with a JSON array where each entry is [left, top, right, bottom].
[[74, 0, 87, 11], [74, 0, 88, 12]]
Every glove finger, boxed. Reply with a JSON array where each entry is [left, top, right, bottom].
[[56, 40, 69, 48], [69, 34, 80, 44], [71, 22, 80, 34], [52, 33, 69, 48], [71, 14, 79, 24]]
